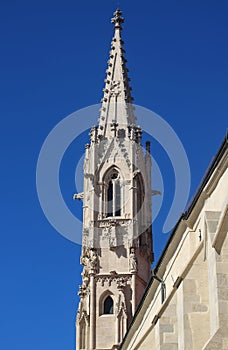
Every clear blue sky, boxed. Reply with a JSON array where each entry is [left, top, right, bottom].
[[1, 1, 227, 349]]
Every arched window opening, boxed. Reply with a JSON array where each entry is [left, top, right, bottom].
[[105, 169, 121, 217], [135, 174, 145, 220], [107, 181, 113, 217], [103, 296, 114, 314], [115, 181, 121, 216]]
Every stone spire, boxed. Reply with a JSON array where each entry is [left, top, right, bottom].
[[98, 9, 136, 139], [75, 10, 153, 350]]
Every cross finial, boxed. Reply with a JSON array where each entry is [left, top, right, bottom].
[[111, 8, 124, 30]]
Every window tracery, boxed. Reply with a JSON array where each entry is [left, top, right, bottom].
[[104, 168, 122, 217]]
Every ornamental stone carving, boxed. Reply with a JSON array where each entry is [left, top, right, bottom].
[[95, 275, 131, 287], [129, 247, 138, 272], [117, 276, 127, 289], [80, 247, 99, 274], [82, 267, 90, 288], [90, 249, 99, 273], [110, 80, 121, 96]]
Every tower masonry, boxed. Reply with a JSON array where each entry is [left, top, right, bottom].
[[75, 9, 154, 350]]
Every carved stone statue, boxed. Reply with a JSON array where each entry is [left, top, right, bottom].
[[129, 247, 137, 272], [89, 249, 99, 273], [82, 267, 89, 287], [80, 247, 90, 267], [80, 247, 99, 274]]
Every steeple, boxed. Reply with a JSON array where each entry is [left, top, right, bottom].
[[98, 9, 136, 139], [75, 9, 153, 350]]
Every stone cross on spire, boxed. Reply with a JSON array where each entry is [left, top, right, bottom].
[[111, 8, 124, 29], [97, 9, 136, 139]]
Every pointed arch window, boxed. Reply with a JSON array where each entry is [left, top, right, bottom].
[[134, 173, 145, 222], [105, 169, 121, 217], [103, 296, 114, 314]]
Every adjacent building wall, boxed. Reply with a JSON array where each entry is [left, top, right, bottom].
[[120, 140, 228, 350]]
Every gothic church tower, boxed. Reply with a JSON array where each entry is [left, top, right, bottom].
[[76, 9, 154, 350]]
